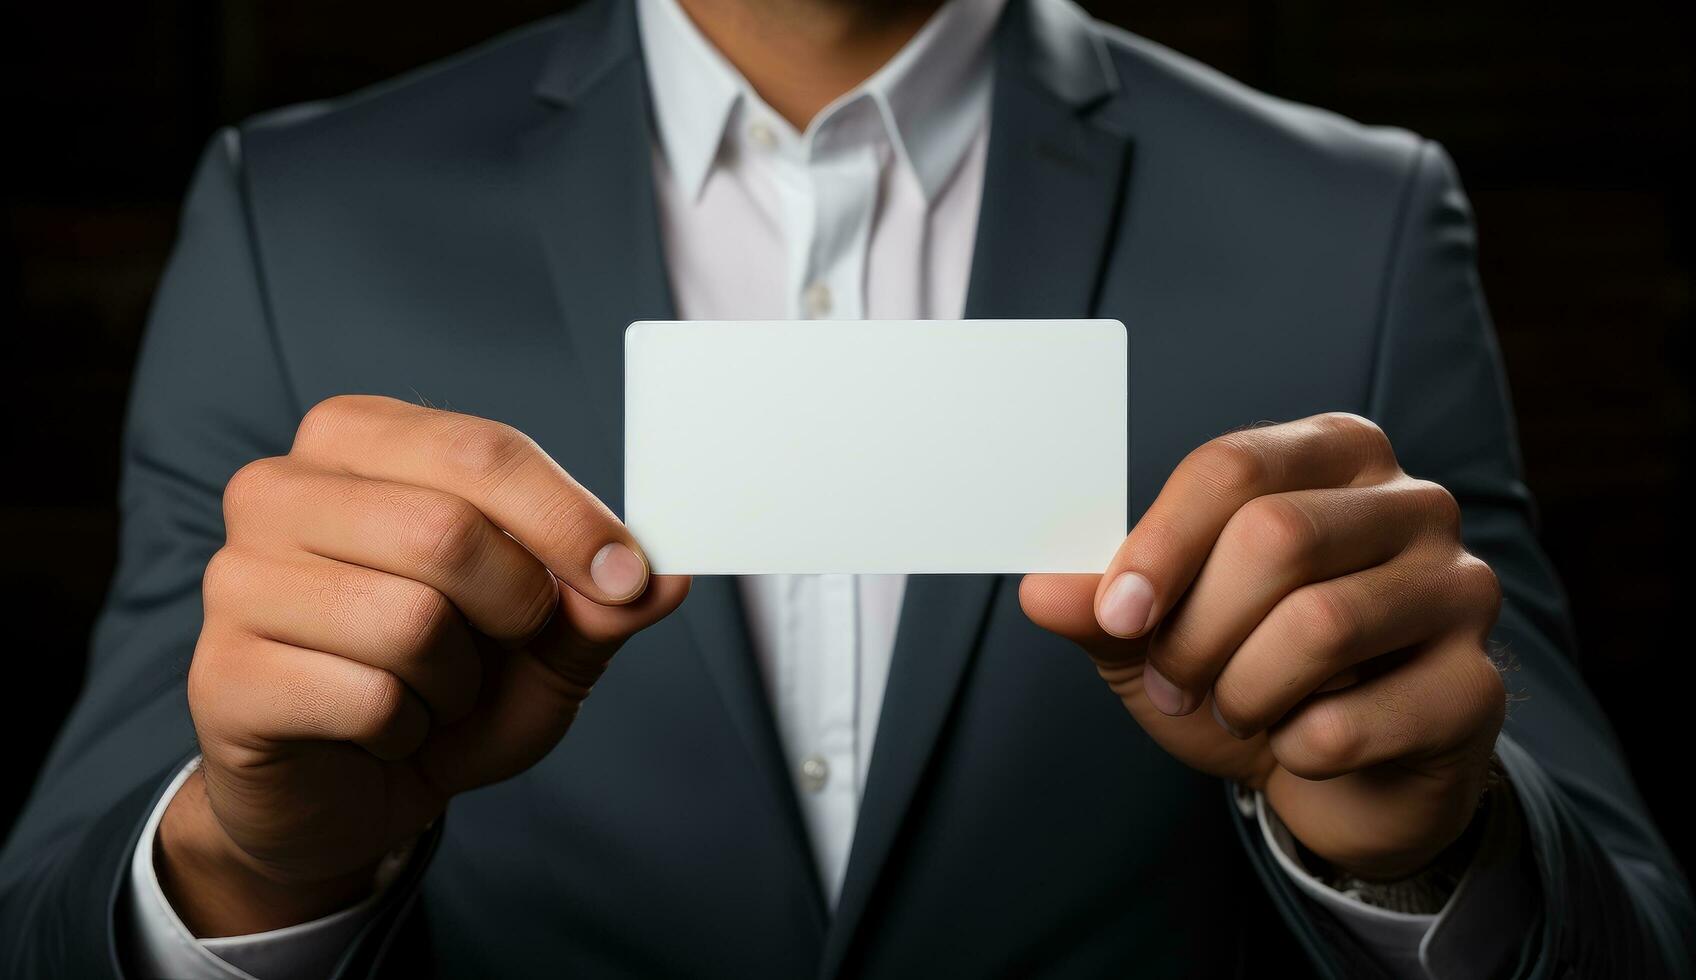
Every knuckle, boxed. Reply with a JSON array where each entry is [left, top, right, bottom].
[[1316, 411, 1381, 439], [442, 418, 531, 487], [1232, 495, 1320, 570], [403, 494, 486, 579], [1408, 479, 1463, 535], [1455, 648, 1508, 732], [187, 630, 250, 736], [294, 394, 367, 452], [186, 637, 226, 716], [1317, 412, 1395, 468], [388, 579, 454, 653], [1288, 585, 1361, 655], [501, 573, 560, 643], [222, 457, 287, 523], [185, 657, 213, 718], [1128, 512, 1185, 569], [1284, 701, 1362, 777], [1454, 554, 1503, 621], [1189, 436, 1268, 498], [350, 671, 411, 740], [200, 548, 252, 612], [533, 486, 604, 551]]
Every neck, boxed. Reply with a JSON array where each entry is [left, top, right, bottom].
[[674, 0, 945, 130]]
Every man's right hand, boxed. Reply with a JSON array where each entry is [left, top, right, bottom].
[[158, 395, 690, 936]]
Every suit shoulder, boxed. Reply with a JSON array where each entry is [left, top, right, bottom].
[[1088, 19, 1429, 196], [234, 15, 569, 164]]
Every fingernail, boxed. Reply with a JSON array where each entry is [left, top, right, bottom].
[[590, 542, 647, 601], [1142, 663, 1190, 716], [1098, 572, 1154, 638], [1211, 699, 1244, 739]]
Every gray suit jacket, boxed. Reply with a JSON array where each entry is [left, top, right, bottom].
[[3, 0, 1691, 976]]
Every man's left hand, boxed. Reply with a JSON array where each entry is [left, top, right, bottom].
[[1022, 413, 1506, 880]]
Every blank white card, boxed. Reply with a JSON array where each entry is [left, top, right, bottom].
[[624, 320, 1127, 574]]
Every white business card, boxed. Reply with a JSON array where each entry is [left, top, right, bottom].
[[624, 319, 1127, 574]]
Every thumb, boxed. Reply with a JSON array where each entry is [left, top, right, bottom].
[[1023, 572, 1267, 784], [1019, 573, 1146, 666], [534, 574, 694, 689]]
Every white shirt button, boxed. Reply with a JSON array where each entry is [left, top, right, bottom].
[[803, 281, 833, 317], [748, 120, 778, 150], [799, 755, 830, 793]]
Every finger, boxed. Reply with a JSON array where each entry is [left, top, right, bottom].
[[1209, 550, 1499, 738], [1019, 573, 1122, 656], [203, 548, 484, 724], [1266, 634, 1506, 782], [536, 573, 696, 691], [289, 395, 648, 605], [224, 461, 559, 647], [1093, 413, 1399, 640], [1146, 478, 1459, 714], [417, 574, 692, 795], [191, 632, 431, 762]]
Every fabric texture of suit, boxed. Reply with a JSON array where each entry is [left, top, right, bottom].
[[3, 0, 1691, 976]]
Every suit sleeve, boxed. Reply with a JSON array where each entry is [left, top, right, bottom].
[[1250, 135, 1695, 979], [0, 127, 418, 977]]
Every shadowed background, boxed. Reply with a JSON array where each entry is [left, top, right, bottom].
[[4, 0, 1691, 874]]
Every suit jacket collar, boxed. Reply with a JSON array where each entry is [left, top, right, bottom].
[[532, 0, 638, 106], [531, 0, 1118, 109], [632, 0, 1007, 203]]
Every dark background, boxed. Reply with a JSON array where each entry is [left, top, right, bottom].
[[3, 0, 1691, 875]]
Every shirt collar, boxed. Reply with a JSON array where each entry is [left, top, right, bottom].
[[636, 0, 1008, 203]]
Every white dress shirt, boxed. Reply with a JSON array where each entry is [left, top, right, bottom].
[[127, 1, 1529, 976], [641, 0, 1000, 903]]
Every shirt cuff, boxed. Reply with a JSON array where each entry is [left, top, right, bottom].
[[124, 757, 411, 980], [1252, 771, 1537, 980]]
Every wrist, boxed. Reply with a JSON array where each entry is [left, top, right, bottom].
[[1303, 754, 1508, 911], [156, 767, 380, 937]]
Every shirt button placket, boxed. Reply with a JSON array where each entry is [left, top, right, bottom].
[[803, 281, 833, 317]]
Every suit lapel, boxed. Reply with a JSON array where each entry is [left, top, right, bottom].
[[519, 0, 671, 463], [519, 0, 827, 925], [820, 1, 1134, 973], [680, 575, 831, 918]]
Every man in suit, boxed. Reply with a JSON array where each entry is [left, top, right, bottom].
[[2, 0, 1691, 975]]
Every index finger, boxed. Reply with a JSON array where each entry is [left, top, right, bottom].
[[1093, 413, 1397, 639], [290, 395, 648, 606]]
